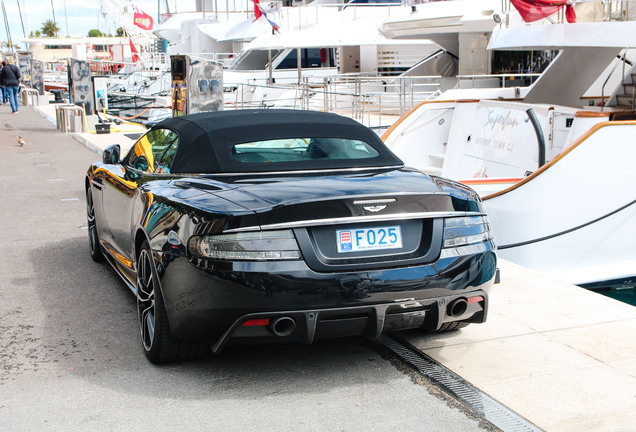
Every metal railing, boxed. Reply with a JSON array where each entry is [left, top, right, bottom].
[[224, 67, 558, 130], [226, 74, 442, 130], [601, 47, 630, 111], [169, 52, 237, 68], [457, 73, 541, 89], [162, 1, 403, 33], [284, 2, 401, 31]]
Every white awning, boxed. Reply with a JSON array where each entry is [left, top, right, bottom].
[[245, 21, 436, 51], [199, 18, 275, 43]]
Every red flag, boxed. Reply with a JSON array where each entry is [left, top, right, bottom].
[[253, 0, 279, 33], [131, 2, 154, 31], [254, 0, 262, 19], [509, 0, 576, 23], [129, 38, 139, 63]]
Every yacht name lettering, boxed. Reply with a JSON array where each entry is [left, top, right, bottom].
[[474, 136, 513, 152], [485, 110, 519, 131]]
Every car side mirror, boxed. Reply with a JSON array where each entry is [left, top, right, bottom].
[[102, 144, 121, 165]]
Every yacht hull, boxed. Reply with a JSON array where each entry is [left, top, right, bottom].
[[483, 121, 636, 286], [384, 100, 636, 286]]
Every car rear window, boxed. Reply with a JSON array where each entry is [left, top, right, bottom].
[[232, 138, 379, 164]]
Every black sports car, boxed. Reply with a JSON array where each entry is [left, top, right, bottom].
[[86, 109, 496, 363]]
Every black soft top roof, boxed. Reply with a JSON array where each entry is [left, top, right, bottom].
[[153, 109, 404, 174]]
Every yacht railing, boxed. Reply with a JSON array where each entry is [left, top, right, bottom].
[[227, 74, 442, 130], [267, 3, 404, 32], [166, 1, 403, 33], [225, 69, 553, 130], [163, 50, 237, 68], [457, 73, 541, 89], [600, 47, 630, 111]]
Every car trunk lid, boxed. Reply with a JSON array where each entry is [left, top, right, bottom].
[[211, 169, 455, 225], [210, 169, 468, 271]]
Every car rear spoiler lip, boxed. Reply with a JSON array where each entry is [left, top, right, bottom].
[[223, 211, 485, 233]]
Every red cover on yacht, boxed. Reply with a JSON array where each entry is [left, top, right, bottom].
[[510, 0, 576, 23]]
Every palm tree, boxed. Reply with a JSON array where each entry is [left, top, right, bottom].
[[0, 41, 20, 52], [41, 19, 60, 37]]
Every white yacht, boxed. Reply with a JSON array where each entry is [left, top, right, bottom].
[[381, 0, 636, 287], [153, 0, 465, 120]]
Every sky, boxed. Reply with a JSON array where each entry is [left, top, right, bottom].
[[1, 0, 196, 46]]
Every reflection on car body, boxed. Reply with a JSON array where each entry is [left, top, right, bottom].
[[86, 109, 497, 364]]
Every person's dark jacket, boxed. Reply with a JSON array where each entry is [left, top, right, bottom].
[[0, 64, 21, 86]]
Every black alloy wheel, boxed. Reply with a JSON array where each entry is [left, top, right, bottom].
[[136, 241, 209, 363], [86, 186, 105, 262]]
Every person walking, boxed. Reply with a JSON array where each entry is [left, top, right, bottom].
[[0, 63, 7, 105], [0, 58, 21, 113]]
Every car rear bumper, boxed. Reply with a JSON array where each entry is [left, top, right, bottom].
[[211, 288, 489, 353], [155, 244, 496, 348]]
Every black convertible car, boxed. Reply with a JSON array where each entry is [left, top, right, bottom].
[[86, 109, 497, 363]]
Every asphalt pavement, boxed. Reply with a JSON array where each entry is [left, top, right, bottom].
[[0, 105, 493, 431]]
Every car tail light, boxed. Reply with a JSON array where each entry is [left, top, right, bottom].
[[190, 230, 302, 261], [442, 216, 492, 248], [242, 319, 270, 327]]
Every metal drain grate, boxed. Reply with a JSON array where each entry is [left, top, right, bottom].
[[380, 334, 543, 432]]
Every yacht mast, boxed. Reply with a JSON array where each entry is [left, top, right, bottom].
[[16, 0, 26, 37], [1, 1, 12, 52], [63, 0, 69, 37], [50, 0, 57, 36]]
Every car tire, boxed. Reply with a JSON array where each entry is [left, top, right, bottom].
[[136, 241, 210, 363], [86, 186, 105, 262], [436, 321, 469, 332]]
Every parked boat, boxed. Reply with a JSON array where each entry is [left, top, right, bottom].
[[382, 0, 636, 287]]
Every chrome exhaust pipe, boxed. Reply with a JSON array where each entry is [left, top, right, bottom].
[[269, 316, 296, 337], [447, 298, 468, 317]]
